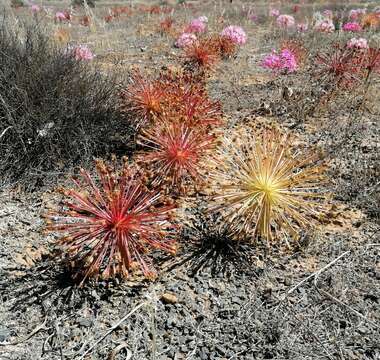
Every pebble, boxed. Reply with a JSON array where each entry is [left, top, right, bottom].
[[0, 327, 10, 342], [77, 317, 92, 327], [161, 293, 178, 304]]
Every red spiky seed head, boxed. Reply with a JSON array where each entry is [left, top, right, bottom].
[[137, 121, 218, 192], [183, 39, 220, 72], [119, 70, 165, 124], [316, 45, 363, 88], [46, 159, 177, 284]]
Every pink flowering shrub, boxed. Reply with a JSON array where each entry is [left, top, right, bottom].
[[349, 9, 366, 20], [220, 26, 247, 45], [175, 33, 197, 48], [347, 37, 368, 49], [185, 18, 207, 33], [297, 23, 308, 32], [342, 22, 362, 32], [269, 8, 280, 17], [276, 14, 295, 29], [66, 45, 95, 61], [314, 19, 335, 32], [262, 49, 297, 73]]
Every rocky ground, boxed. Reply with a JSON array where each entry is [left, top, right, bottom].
[[0, 1, 379, 359]]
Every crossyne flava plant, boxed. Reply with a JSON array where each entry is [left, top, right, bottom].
[[138, 121, 217, 192], [208, 125, 329, 244], [46, 159, 177, 284]]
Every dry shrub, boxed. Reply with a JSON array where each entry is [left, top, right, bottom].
[[0, 19, 131, 184]]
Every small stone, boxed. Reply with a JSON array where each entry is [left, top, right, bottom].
[[0, 327, 10, 342], [77, 317, 92, 327], [199, 348, 208, 360], [161, 293, 178, 304], [215, 345, 226, 356]]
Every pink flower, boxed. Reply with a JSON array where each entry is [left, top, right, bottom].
[[269, 8, 280, 17], [196, 16, 208, 23], [30, 4, 40, 13], [323, 10, 333, 19], [175, 33, 197, 48], [346, 37, 368, 49], [280, 49, 297, 72], [297, 23, 308, 32], [55, 11, 70, 22], [342, 22, 362, 32], [248, 13, 258, 22], [349, 9, 366, 20], [262, 49, 297, 73], [220, 25, 247, 45], [276, 14, 295, 29], [185, 18, 207, 33], [314, 19, 335, 32], [66, 45, 95, 61]]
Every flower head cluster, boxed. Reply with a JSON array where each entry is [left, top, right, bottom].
[[30, 4, 41, 13], [119, 71, 165, 123], [159, 17, 174, 34], [66, 45, 95, 61], [55, 11, 70, 22], [349, 8, 366, 20], [262, 49, 298, 73], [208, 35, 237, 58], [269, 8, 280, 17], [246, 10, 258, 22], [361, 13, 380, 29], [207, 124, 328, 243], [314, 19, 335, 32], [347, 37, 368, 49], [322, 9, 333, 19], [297, 23, 308, 32], [276, 14, 295, 29], [46, 159, 178, 283], [316, 46, 364, 87], [220, 25, 247, 45], [137, 121, 217, 191], [122, 70, 221, 190], [175, 33, 197, 48], [196, 16, 208, 23], [183, 39, 220, 71], [186, 18, 207, 33], [342, 22, 362, 32]]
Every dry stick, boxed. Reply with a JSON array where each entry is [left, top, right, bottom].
[[287, 251, 350, 295], [78, 301, 147, 360], [0, 126, 12, 140], [314, 273, 380, 330], [108, 342, 132, 360]]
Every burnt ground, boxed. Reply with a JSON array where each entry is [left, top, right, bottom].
[[0, 1, 379, 359]]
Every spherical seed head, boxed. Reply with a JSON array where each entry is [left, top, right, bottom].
[[137, 121, 217, 193], [119, 70, 165, 124], [207, 124, 329, 243], [45, 160, 178, 283]]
